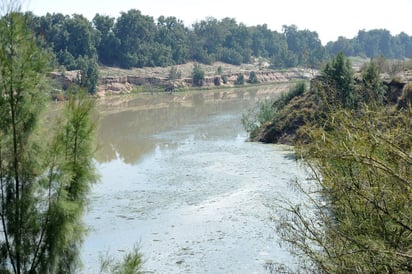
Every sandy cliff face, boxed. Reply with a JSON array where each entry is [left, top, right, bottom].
[[97, 68, 313, 94]]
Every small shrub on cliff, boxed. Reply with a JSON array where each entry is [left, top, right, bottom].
[[247, 71, 259, 84], [221, 75, 228, 84], [235, 73, 245, 85], [214, 76, 221, 86], [192, 63, 205, 87], [217, 66, 223, 75]]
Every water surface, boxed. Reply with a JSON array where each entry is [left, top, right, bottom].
[[82, 86, 305, 273]]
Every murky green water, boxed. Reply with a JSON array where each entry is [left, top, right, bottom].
[[81, 86, 306, 273]]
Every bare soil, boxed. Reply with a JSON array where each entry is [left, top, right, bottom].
[[99, 61, 269, 79]]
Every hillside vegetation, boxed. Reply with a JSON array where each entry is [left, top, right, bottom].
[[250, 53, 412, 273], [246, 55, 412, 144]]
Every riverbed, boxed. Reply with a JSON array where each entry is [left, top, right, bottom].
[[81, 86, 306, 273]]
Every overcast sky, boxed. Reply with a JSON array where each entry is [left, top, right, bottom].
[[26, 0, 412, 45]]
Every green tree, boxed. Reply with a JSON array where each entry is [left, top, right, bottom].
[[114, 9, 156, 68], [156, 16, 189, 64], [76, 55, 100, 94], [192, 17, 227, 62], [325, 29, 412, 59], [34, 13, 99, 69], [220, 47, 243, 65], [235, 73, 245, 85], [250, 24, 270, 58], [93, 14, 120, 66], [322, 52, 356, 108], [326, 36, 354, 57], [283, 25, 324, 68], [150, 42, 173, 66], [247, 71, 258, 84], [64, 14, 98, 59], [191, 63, 205, 87], [358, 61, 386, 106], [216, 65, 223, 75], [31, 12, 99, 93], [230, 22, 252, 63], [0, 4, 97, 273]]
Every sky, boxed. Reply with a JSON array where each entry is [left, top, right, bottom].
[[26, 0, 412, 45]]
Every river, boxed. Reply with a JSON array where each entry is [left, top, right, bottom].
[[81, 85, 306, 273]]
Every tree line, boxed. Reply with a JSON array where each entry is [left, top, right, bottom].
[[326, 29, 412, 59], [27, 11, 326, 70], [23, 10, 412, 74]]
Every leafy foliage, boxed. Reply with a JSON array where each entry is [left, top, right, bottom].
[[358, 61, 387, 106], [191, 63, 205, 87], [326, 29, 412, 59], [92, 14, 119, 66], [38, 91, 98, 273], [261, 52, 412, 273], [235, 73, 245, 85], [276, 108, 412, 273], [322, 52, 356, 108], [0, 7, 97, 273], [99, 245, 144, 274], [28, 11, 328, 70], [114, 9, 156, 68], [247, 71, 258, 84], [76, 55, 99, 94], [245, 53, 390, 145], [0, 10, 50, 273]]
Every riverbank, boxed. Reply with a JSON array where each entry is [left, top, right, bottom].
[[50, 62, 315, 98], [250, 71, 412, 145], [98, 62, 313, 95]]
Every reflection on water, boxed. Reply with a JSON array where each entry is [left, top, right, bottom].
[[82, 84, 304, 273], [95, 85, 289, 164]]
